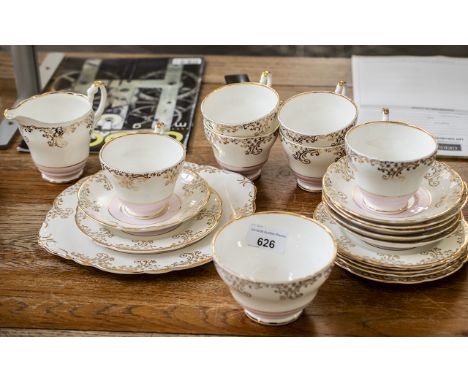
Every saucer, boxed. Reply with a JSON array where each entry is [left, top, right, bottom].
[[313, 202, 468, 271], [323, 158, 465, 225], [38, 162, 257, 275], [353, 186, 432, 217], [75, 189, 222, 254], [323, 192, 464, 233], [336, 251, 465, 277], [324, 202, 461, 245], [345, 222, 460, 251], [77, 169, 210, 233], [335, 253, 467, 284]]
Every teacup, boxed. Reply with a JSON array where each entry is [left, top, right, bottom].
[[99, 132, 185, 219], [278, 81, 358, 147], [4, 81, 107, 183], [201, 71, 279, 137], [345, 109, 437, 213], [204, 124, 278, 180], [280, 132, 345, 192], [212, 211, 336, 325]]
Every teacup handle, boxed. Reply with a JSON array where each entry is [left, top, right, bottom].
[[334, 80, 347, 96], [259, 71, 272, 87], [154, 121, 165, 134], [87, 80, 108, 122], [382, 107, 390, 121]]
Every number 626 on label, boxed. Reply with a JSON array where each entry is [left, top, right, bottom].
[[246, 224, 287, 254]]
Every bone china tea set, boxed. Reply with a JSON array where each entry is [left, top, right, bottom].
[[5, 75, 468, 326]]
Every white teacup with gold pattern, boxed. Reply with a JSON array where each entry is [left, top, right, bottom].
[[204, 123, 278, 180], [280, 132, 345, 192], [99, 132, 185, 219], [4, 81, 107, 183], [278, 81, 358, 147], [345, 109, 438, 213], [201, 71, 279, 137]]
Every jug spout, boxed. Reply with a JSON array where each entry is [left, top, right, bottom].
[[4, 104, 43, 126], [4, 107, 17, 121]]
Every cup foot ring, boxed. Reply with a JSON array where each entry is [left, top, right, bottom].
[[214, 157, 265, 181], [246, 169, 262, 181], [297, 178, 322, 192], [37, 159, 87, 184], [244, 308, 303, 326], [108, 194, 182, 226]]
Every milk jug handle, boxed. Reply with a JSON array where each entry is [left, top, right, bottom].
[[87, 81, 107, 122], [382, 108, 390, 121]]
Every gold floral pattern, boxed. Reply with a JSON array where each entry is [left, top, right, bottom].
[[292, 147, 319, 164], [423, 160, 445, 187], [39, 200, 215, 273], [335, 255, 467, 284], [323, 158, 466, 226], [77, 172, 112, 213], [203, 109, 278, 136], [280, 122, 354, 147], [332, 157, 354, 182], [183, 162, 236, 177], [74, 192, 223, 253], [347, 147, 436, 181], [323, 177, 347, 203], [21, 113, 93, 148], [281, 139, 345, 164], [313, 202, 468, 269], [38, 162, 257, 274], [39, 237, 213, 274], [77, 169, 212, 234], [233, 190, 257, 218], [337, 235, 356, 251], [182, 175, 207, 197], [215, 264, 333, 300], [204, 126, 278, 156], [102, 161, 183, 190]]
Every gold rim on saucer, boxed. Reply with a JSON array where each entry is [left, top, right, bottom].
[[38, 163, 257, 275], [77, 167, 211, 233], [335, 252, 467, 284], [322, 158, 466, 225], [324, 202, 462, 243], [322, 190, 465, 232], [313, 202, 468, 270], [336, 250, 466, 277], [74, 188, 223, 254]]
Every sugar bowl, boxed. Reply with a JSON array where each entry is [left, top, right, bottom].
[[212, 211, 337, 325]]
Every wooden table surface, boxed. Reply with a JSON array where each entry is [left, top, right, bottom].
[[1, 52, 467, 336]]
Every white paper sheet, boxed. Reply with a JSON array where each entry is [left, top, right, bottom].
[[352, 56, 468, 157]]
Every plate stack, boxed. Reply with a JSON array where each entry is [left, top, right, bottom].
[[38, 162, 256, 274], [75, 166, 223, 254], [314, 158, 468, 284]]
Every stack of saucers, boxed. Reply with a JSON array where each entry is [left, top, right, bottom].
[[278, 81, 358, 192], [314, 114, 468, 284], [202, 71, 279, 181], [72, 133, 226, 257]]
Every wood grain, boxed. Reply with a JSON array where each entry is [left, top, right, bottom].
[[0, 52, 467, 336]]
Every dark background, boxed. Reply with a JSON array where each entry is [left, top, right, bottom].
[[2, 45, 468, 57]]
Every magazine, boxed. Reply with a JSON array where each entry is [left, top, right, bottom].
[[18, 56, 204, 152]]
